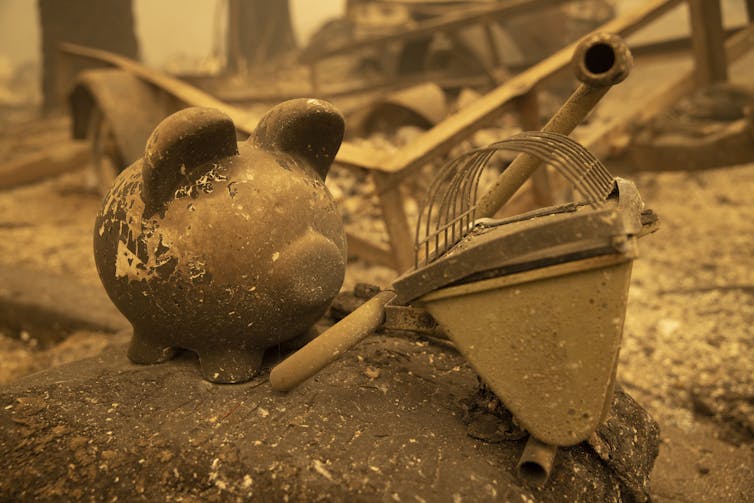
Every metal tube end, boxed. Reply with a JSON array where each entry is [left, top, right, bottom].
[[572, 32, 633, 87], [517, 435, 558, 485]]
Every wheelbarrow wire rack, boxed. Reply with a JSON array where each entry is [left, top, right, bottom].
[[414, 131, 616, 268]]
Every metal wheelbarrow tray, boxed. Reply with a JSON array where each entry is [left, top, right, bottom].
[[269, 32, 658, 483], [394, 178, 650, 447]]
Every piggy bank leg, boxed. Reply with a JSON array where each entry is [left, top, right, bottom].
[[127, 328, 177, 364], [198, 348, 264, 384]]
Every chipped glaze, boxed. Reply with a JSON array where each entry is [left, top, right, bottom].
[[93, 100, 347, 383]]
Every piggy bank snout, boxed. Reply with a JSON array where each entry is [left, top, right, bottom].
[[272, 229, 346, 310]]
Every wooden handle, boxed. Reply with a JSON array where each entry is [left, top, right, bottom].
[[270, 290, 396, 392]]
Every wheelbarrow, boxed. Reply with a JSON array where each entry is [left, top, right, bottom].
[[270, 32, 658, 484]]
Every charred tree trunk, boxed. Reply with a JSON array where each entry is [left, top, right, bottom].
[[227, 0, 297, 73], [38, 0, 139, 112]]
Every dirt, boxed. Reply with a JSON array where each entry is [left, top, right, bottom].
[[0, 117, 102, 287], [617, 165, 754, 445], [0, 330, 113, 384]]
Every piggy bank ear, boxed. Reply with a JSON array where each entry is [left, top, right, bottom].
[[142, 107, 238, 218], [252, 98, 345, 180]]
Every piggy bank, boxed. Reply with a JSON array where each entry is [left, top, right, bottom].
[[93, 99, 347, 383]]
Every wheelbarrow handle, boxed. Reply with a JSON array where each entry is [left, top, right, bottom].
[[270, 290, 397, 392]]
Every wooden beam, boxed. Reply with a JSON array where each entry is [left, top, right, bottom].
[[372, 172, 415, 272], [299, 0, 571, 63], [514, 90, 553, 206], [629, 26, 744, 58], [0, 265, 129, 338], [583, 22, 754, 161], [688, 0, 728, 87], [0, 141, 89, 191], [345, 232, 396, 269], [378, 0, 684, 178]]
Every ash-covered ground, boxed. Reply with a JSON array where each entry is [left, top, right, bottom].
[[1, 2, 753, 499]]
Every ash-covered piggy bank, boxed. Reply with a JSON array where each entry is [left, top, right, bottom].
[[93, 99, 347, 383]]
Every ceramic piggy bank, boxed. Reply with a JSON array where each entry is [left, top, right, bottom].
[[93, 99, 347, 383]]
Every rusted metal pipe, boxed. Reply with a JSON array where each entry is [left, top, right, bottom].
[[475, 32, 633, 219], [516, 435, 558, 485], [270, 290, 396, 392]]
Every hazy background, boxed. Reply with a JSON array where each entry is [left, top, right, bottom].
[[0, 0, 344, 69], [0, 0, 748, 105]]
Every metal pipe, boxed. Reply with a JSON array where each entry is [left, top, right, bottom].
[[516, 435, 558, 485], [270, 290, 396, 392], [475, 32, 633, 219]]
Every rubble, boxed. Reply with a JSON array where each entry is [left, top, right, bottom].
[[618, 164, 754, 446]]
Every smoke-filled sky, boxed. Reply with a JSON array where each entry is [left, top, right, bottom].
[[1, 0, 749, 71], [0, 0, 345, 68]]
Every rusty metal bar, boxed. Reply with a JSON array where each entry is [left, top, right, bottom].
[[688, 0, 729, 87], [475, 33, 632, 219]]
